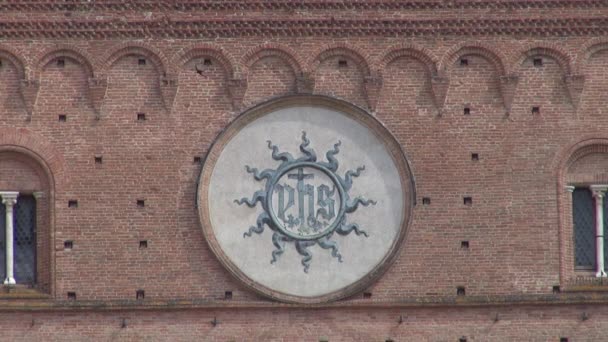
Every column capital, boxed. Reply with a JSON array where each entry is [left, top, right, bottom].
[[33, 191, 45, 199], [0, 191, 18, 206], [590, 185, 608, 198], [565, 185, 575, 193]]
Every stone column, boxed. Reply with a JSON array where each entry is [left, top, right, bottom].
[[564, 185, 575, 279], [0, 192, 19, 285], [590, 185, 608, 277]]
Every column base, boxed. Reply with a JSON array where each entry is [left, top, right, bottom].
[[3, 277, 15, 285], [596, 271, 607, 278]]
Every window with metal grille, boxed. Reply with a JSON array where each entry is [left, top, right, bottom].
[[573, 188, 595, 269], [0, 195, 36, 284]]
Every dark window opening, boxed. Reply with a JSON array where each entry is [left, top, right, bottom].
[[573, 188, 596, 270]]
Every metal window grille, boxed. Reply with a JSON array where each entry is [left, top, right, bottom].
[[13, 195, 36, 284], [573, 188, 596, 269]]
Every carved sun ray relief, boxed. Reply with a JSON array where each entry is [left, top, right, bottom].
[[235, 131, 376, 273]]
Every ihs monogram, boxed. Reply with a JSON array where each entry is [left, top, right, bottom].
[[235, 132, 376, 273]]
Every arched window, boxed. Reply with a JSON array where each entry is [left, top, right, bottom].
[[564, 143, 608, 280], [0, 151, 51, 292]]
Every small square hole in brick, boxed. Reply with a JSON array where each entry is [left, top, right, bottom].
[[64, 240, 73, 250], [58, 114, 67, 122], [463, 107, 471, 115], [68, 200, 78, 208], [338, 60, 348, 67], [203, 58, 212, 66], [457, 286, 466, 296], [459, 337, 467, 342], [471, 153, 479, 161], [57, 58, 65, 67], [422, 197, 431, 205], [0, 60, 3, 68], [461, 241, 469, 249], [463, 197, 473, 206], [139, 240, 148, 249], [532, 106, 540, 114], [553, 285, 561, 294], [137, 113, 146, 121], [137, 200, 145, 208], [460, 58, 468, 66], [67, 292, 76, 300], [224, 291, 233, 300], [193, 156, 202, 164], [560, 338, 569, 342], [363, 292, 372, 299], [138, 58, 146, 66], [386, 339, 395, 342], [533, 57, 543, 67], [136, 290, 145, 300], [94, 156, 103, 164]]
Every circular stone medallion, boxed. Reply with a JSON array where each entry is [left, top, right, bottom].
[[198, 96, 414, 303]]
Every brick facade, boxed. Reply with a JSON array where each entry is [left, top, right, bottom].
[[0, 1, 607, 340]]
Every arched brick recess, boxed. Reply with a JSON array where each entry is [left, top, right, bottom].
[[101, 43, 171, 77], [102, 43, 175, 112], [241, 43, 304, 77], [445, 55, 504, 117], [555, 137, 608, 287], [33, 45, 97, 81], [309, 44, 374, 109], [377, 44, 438, 77], [576, 37, 608, 75], [0, 128, 64, 296], [175, 44, 237, 79], [242, 45, 302, 106], [0, 45, 26, 80], [308, 44, 372, 76], [577, 39, 608, 119], [514, 43, 574, 76], [439, 42, 507, 76], [0, 45, 28, 116]]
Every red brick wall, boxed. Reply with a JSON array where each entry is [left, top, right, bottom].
[[0, 1, 607, 340], [0, 305, 605, 341]]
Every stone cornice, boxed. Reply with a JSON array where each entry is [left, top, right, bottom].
[[1, 293, 608, 311], [0, 0, 606, 11], [1, 17, 608, 38]]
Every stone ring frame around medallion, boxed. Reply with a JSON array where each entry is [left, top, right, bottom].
[[197, 94, 416, 304]]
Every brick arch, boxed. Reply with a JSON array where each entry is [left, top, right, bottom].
[[308, 44, 372, 76], [241, 43, 304, 77], [554, 136, 608, 284], [0, 128, 64, 190], [175, 44, 237, 78], [33, 45, 97, 82], [0, 128, 64, 295], [556, 137, 608, 183], [378, 43, 439, 76], [578, 37, 608, 75], [101, 42, 171, 77], [439, 42, 507, 76], [514, 43, 574, 75], [0, 45, 26, 79]]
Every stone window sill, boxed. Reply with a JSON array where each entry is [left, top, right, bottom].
[[0, 285, 50, 299], [564, 275, 608, 292]]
